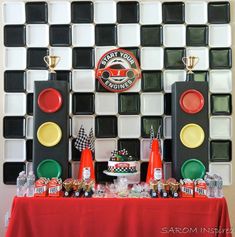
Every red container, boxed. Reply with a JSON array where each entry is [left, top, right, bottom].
[[38, 88, 62, 113], [180, 89, 204, 114]]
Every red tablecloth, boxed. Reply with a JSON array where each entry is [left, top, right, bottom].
[[6, 197, 231, 237]]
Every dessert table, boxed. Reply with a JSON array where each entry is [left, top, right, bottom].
[[6, 197, 231, 237]]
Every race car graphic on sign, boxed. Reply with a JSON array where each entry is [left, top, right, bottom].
[[96, 49, 141, 92]]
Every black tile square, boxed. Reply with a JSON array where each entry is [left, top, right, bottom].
[[3, 117, 25, 138], [3, 162, 26, 185], [117, 1, 139, 23], [71, 1, 93, 23], [73, 48, 94, 69], [95, 24, 117, 46], [192, 71, 208, 82], [72, 93, 95, 115], [209, 48, 232, 69], [95, 116, 117, 138], [27, 93, 34, 115], [141, 25, 162, 47], [118, 139, 140, 160], [4, 71, 25, 92], [4, 25, 26, 47], [141, 162, 148, 182], [96, 80, 109, 92], [68, 163, 72, 178], [50, 25, 71, 46], [141, 116, 163, 138], [118, 93, 140, 115], [210, 140, 231, 162], [163, 139, 172, 162], [211, 94, 232, 115], [164, 48, 185, 69], [208, 2, 230, 24], [141, 71, 162, 92], [121, 48, 140, 63], [55, 70, 71, 84], [25, 2, 48, 23], [72, 138, 81, 161], [27, 48, 49, 69], [162, 2, 185, 24], [26, 139, 33, 162], [186, 25, 208, 46], [95, 162, 116, 183], [164, 94, 172, 115]]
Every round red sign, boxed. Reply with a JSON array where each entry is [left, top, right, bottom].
[[96, 49, 141, 92]]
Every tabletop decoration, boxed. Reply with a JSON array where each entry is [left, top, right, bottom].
[[63, 178, 74, 197]]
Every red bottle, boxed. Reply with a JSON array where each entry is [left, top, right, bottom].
[[146, 139, 163, 183], [78, 148, 95, 181]]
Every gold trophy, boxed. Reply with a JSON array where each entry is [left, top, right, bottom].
[[43, 55, 60, 73], [182, 56, 199, 74]]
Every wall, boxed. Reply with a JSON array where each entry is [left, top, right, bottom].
[[0, 0, 235, 236]]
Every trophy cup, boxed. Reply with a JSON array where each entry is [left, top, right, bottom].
[[73, 179, 83, 198], [182, 56, 199, 81], [63, 178, 74, 197], [44, 55, 60, 80]]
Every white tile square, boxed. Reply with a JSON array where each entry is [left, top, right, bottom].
[[118, 115, 140, 138], [140, 1, 162, 24], [72, 70, 95, 92], [141, 139, 151, 161], [163, 116, 172, 139], [163, 70, 186, 92], [68, 139, 72, 161], [4, 140, 26, 162], [72, 24, 95, 47], [95, 139, 117, 161], [4, 93, 26, 116], [72, 116, 95, 137], [209, 163, 232, 186], [209, 70, 232, 93], [48, 1, 71, 24], [186, 47, 209, 70], [209, 25, 231, 47], [141, 139, 163, 161], [210, 116, 232, 139], [95, 47, 116, 66], [141, 47, 163, 70], [163, 162, 172, 180], [50, 47, 72, 70], [94, 1, 116, 23], [141, 93, 164, 115], [185, 1, 207, 24], [26, 24, 49, 47], [4, 48, 26, 70], [26, 70, 48, 92], [117, 24, 140, 47], [95, 93, 118, 115], [26, 116, 33, 139], [163, 25, 186, 47], [3, 2, 25, 24], [71, 162, 80, 179]]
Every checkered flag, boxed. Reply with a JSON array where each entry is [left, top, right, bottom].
[[74, 125, 89, 152], [150, 125, 155, 148], [88, 128, 95, 153]]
